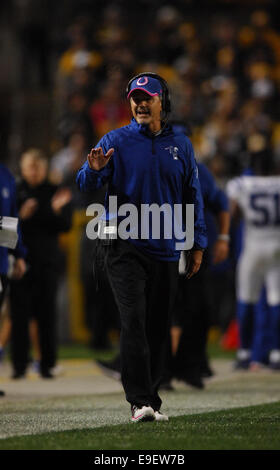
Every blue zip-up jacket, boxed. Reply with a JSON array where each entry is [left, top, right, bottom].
[[0, 163, 26, 275], [77, 119, 207, 261]]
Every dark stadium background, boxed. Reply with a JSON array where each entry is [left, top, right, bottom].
[[1, 1, 280, 452]]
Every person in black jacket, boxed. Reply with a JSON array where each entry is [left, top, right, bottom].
[[10, 148, 73, 378]]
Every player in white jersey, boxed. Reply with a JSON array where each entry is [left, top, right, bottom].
[[227, 156, 280, 370]]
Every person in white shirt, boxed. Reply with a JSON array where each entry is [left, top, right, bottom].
[[227, 153, 280, 370]]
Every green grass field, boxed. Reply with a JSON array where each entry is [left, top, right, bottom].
[[2, 341, 277, 451], [0, 402, 279, 450]]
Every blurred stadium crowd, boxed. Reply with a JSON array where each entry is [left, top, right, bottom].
[[1, 0, 280, 378]]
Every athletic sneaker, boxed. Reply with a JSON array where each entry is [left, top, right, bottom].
[[131, 405, 155, 423], [154, 411, 169, 421]]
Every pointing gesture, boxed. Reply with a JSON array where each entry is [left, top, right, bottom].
[[87, 147, 114, 171]]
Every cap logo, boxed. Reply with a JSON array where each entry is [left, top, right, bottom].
[[136, 76, 148, 86]]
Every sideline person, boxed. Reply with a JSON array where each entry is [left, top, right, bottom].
[[77, 73, 207, 422], [227, 152, 280, 370], [0, 161, 27, 395], [10, 149, 72, 379]]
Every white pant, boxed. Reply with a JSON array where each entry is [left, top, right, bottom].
[[237, 240, 280, 306]]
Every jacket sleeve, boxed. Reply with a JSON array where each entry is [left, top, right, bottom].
[[76, 134, 114, 192], [198, 163, 229, 214], [184, 140, 208, 250]]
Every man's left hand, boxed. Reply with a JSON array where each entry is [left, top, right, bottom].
[[51, 188, 72, 214], [186, 250, 203, 279]]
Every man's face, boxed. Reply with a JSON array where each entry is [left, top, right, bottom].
[[130, 90, 162, 128]]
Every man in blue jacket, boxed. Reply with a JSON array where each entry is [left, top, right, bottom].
[[0, 162, 26, 396], [0, 163, 26, 306], [77, 73, 207, 422]]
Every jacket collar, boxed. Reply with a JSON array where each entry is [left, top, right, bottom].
[[130, 118, 172, 137]]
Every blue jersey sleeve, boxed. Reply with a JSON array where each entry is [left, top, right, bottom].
[[184, 141, 208, 250], [76, 133, 115, 192]]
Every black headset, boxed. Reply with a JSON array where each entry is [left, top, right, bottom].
[[125, 72, 171, 117]]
